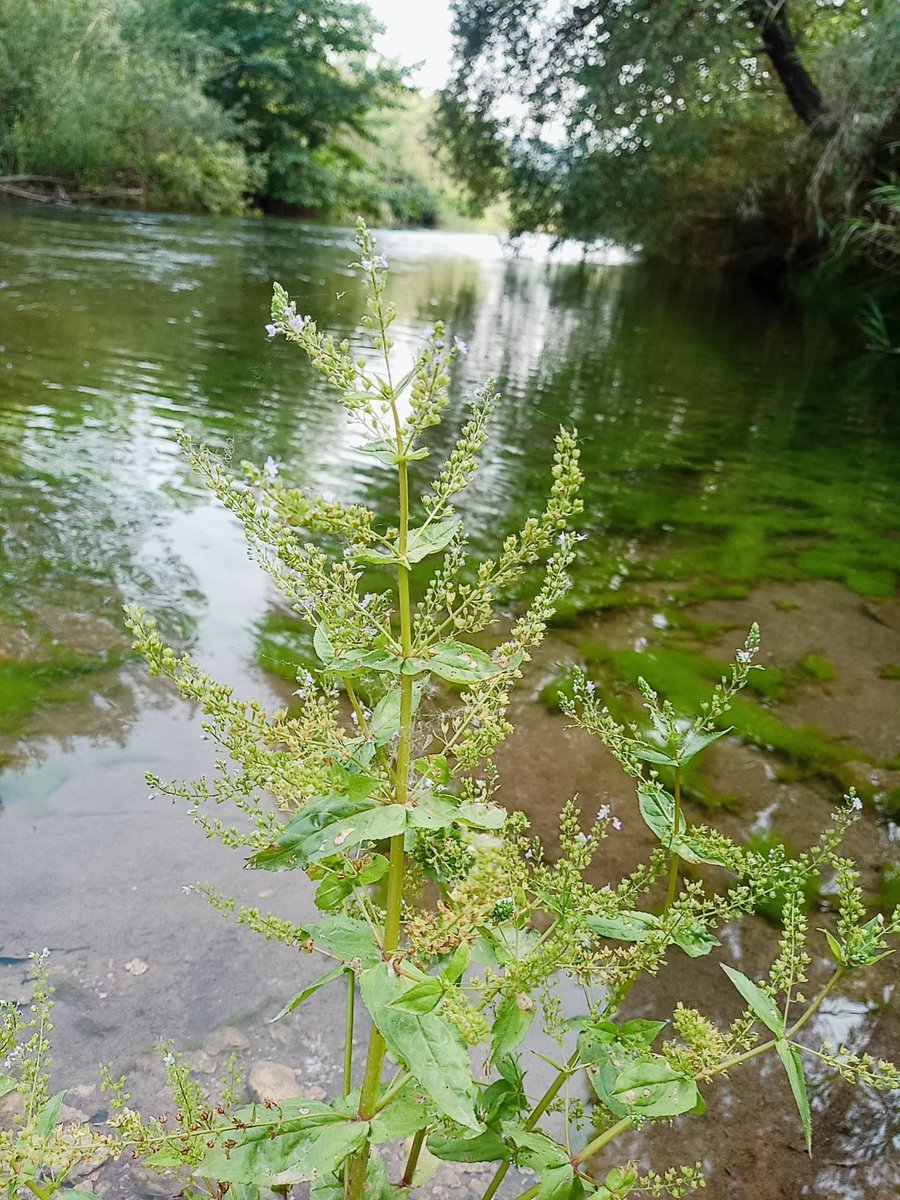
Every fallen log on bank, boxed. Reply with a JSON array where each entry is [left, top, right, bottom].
[[0, 175, 144, 205]]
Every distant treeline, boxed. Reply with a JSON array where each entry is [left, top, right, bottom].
[[0, 0, 466, 224]]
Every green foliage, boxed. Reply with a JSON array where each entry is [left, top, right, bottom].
[[0, 953, 113, 1195], [107, 225, 900, 1200], [440, 0, 900, 272], [0, 0, 256, 213], [0, 0, 457, 221], [171, 0, 403, 213]]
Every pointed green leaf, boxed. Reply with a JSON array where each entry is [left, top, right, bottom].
[[775, 1039, 812, 1155], [721, 965, 784, 1036], [360, 965, 480, 1130], [406, 518, 463, 563], [821, 928, 846, 965], [428, 1129, 509, 1163], [443, 942, 470, 984], [611, 1061, 699, 1119], [315, 872, 355, 910], [678, 727, 731, 764], [198, 1101, 367, 1184], [670, 918, 721, 959], [310, 915, 381, 966], [491, 997, 535, 1062], [271, 966, 347, 1023], [0, 1074, 15, 1100], [633, 745, 678, 768], [388, 978, 443, 1014], [505, 1129, 569, 1172], [369, 1085, 431, 1144], [35, 1089, 65, 1137], [427, 641, 499, 685], [585, 911, 660, 942], [247, 789, 402, 870], [537, 1164, 583, 1200], [637, 785, 728, 866]]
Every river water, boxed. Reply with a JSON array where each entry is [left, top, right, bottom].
[[0, 205, 897, 1197]]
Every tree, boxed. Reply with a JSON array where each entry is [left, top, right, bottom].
[[439, 0, 900, 271], [171, 0, 404, 211]]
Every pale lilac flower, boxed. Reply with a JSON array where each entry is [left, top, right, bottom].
[[612, 818, 622, 831], [453, 336, 469, 356], [596, 804, 610, 821], [265, 323, 278, 339], [850, 795, 863, 811], [181, 885, 194, 896], [163, 1051, 176, 1067], [585, 680, 596, 695], [264, 456, 279, 480], [286, 313, 307, 335]]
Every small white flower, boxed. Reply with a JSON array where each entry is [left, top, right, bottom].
[[265, 322, 278, 339], [596, 804, 611, 821], [850, 795, 863, 811], [612, 818, 622, 831], [263, 455, 279, 480], [181, 885, 194, 896], [286, 313, 307, 335], [585, 680, 596, 695], [453, 336, 469, 356], [163, 1051, 176, 1067]]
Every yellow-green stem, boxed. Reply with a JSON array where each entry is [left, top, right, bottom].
[[344, 968, 355, 1097], [572, 1115, 634, 1167], [480, 1051, 580, 1200], [25, 1183, 53, 1200], [400, 1128, 427, 1187], [664, 764, 682, 911], [347, 394, 415, 1200]]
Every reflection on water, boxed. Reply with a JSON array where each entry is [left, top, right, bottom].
[[0, 205, 898, 1197]]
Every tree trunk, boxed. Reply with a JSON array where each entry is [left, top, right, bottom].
[[746, 1, 832, 132]]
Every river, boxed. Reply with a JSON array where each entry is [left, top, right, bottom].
[[0, 205, 897, 1198]]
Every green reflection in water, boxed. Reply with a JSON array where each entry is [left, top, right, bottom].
[[0, 205, 897, 758]]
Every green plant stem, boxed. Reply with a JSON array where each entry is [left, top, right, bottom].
[[347, 389, 415, 1200], [572, 1115, 634, 1167], [400, 1128, 427, 1187], [344, 968, 355, 1097], [25, 1183, 53, 1200], [664, 763, 682, 911], [480, 1051, 580, 1200]]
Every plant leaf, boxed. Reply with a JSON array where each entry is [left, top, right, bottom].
[[388, 979, 444, 1014], [198, 1101, 367, 1185], [633, 745, 678, 767], [427, 641, 499, 684], [505, 1129, 569, 1171], [585, 911, 660, 942], [309, 915, 381, 966], [721, 965, 784, 1036], [34, 1089, 65, 1137], [360, 965, 480, 1130], [610, 1061, 699, 1119], [775, 1039, 812, 1155], [678, 727, 731, 763], [669, 917, 721, 958], [428, 1129, 509, 1163], [0, 1074, 15, 1100], [405, 518, 463, 563], [369, 1085, 431, 1144], [491, 997, 535, 1062], [271, 966, 347, 1022]]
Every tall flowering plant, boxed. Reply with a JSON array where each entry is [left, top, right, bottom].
[[6, 221, 889, 1200]]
